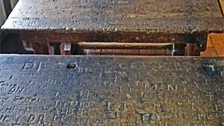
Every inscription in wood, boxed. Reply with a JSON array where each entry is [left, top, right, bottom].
[[0, 55, 223, 125]]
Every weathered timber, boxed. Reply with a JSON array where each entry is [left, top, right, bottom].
[[1, 0, 224, 33], [0, 55, 223, 125], [1, 0, 224, 55]]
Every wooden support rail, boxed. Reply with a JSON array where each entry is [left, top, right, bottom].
[[77, 42, 175, 49]]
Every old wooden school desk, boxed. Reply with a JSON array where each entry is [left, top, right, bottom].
[[2, 0, 224, 55], [0, 55, 223, 125]]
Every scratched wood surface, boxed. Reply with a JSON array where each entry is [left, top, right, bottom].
[[0, 55, 223, 125], [1, 0, 224, 34]]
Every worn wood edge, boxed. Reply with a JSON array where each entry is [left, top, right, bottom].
[[77, 42, 175, 49], [0, 54, 223, 59], [2, 17, 224, 34], [20, 31, 206, 44]]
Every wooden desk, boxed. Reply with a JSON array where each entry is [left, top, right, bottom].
[[0, 55, 223, 125], [1, 0, 224, 55]]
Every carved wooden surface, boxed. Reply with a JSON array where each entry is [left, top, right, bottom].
[[1, 0, 224, 34], [0, 55, 223, 125], [2, 0, 222, 55]]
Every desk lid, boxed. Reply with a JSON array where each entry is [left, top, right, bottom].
[[1, 0, 224, 34], [0, 55, 223, 125]]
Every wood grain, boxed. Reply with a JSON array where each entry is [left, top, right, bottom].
[[201, 33, 224, 56], [0, 55, 223, 125], [219, 0, 224, 15], [1, 0, 224, 34]]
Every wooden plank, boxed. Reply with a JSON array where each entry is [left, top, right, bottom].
[[101, 49, 116, 55], [201, 33, 224, 56], [210, 33, 224, 44], [222, 37, 224, 46], [139, 49, 171, 56], [0, 55, 224, 125], [84, 49, 173, 56], [9, 0, 223, 18], [212, 40, 224, 48], [115, 49, 134, 55], [207, 34, 214, 48], [215, 47, 224, 56], [78, 42, 174, 49], [211, 34, 224, 56], [207, 33, 224, 56], [84, 49, 102, 55], [219, 0, 224, 15], [1, 0, 224, 34], [201, 48, 218, 56]]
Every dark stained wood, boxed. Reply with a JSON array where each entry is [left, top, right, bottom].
[[2, 0, 224, 33], [0, 55, 224, 125], [77, 42, 175, 49], [20, 31, 204, 44], [1, 0, 223, 55], [60, 42, 72, 55], [18, 31, 206, 55]]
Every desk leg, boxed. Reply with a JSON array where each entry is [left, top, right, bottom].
[[21, 32, 49, 54], [184, 33, 207, 56], [21, 40, 49, 54], [48, 45, 55, 55], [48, 42, 74, 55], [60, 42, 72, 55], [48, 43, 60, 55], [185, 44, 201, 56], [172, 44, 187, 56]]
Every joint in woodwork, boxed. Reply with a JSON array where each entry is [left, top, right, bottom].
[[60, 42, 72, 55]]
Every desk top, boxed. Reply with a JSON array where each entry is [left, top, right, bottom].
[[1, 0, 224, 34], [0, 55, 223, 125]]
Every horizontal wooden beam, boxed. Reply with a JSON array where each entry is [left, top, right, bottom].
[[77, 42, 175, 49]]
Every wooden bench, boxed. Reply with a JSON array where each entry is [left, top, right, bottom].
[[1, 0, 224, 55], [0, 55, 223, 125]]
